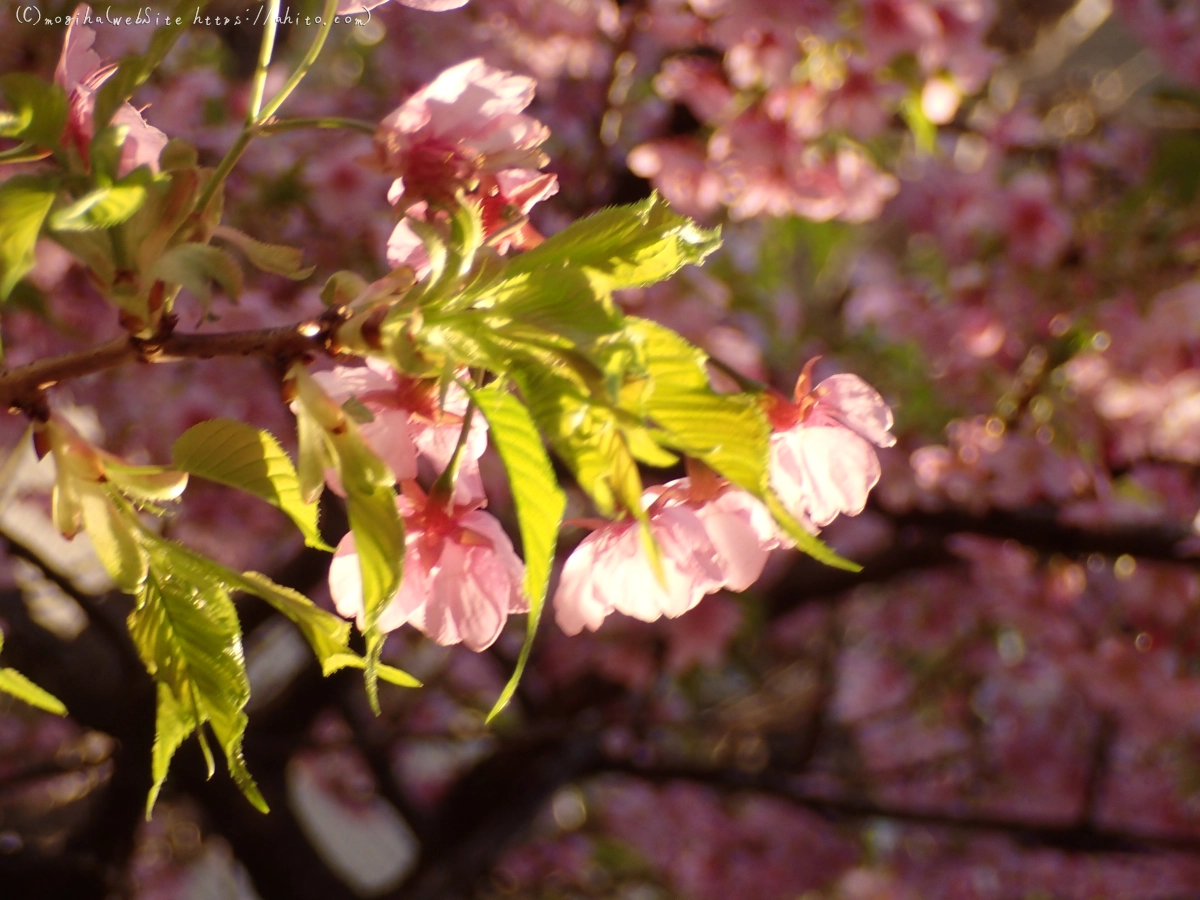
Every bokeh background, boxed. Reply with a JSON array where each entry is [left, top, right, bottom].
[[5, 0, 1200, 897]]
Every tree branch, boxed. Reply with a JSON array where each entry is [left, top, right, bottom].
[[0, 322, 329, 411]]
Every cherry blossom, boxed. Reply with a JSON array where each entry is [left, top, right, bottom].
[[329, 490, 527, 651], [553, 478, 783, 635], [376, 58, 558, 268], [338, 0, 467, 17], [768, 367, 896, 531], [55, 5, 168, 177], [312, 360, 488, 504]]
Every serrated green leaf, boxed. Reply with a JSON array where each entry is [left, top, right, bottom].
[[147, 681, 192, 812], [481, 268, 622, 347], [0, 74, 67, 150], [501, 193, 721, 290], [213, 225, 314, 280], [172, 418, 330, 551], [51, 228, 116, 286], [235, 571, 351, 674], [0, 175, 57, 300], [149, 243, 243, 307], [0, 667, 67, 715], [130, 540, 267, 815], [50, 182, 149, 232], [468, 386, 566, 721]]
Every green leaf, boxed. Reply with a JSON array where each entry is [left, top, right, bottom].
[[0, 142, 53, 165], [502, 193, 721, 290], [481, 268, 623, 347], [149, 243, 244, 306], [342, 484, 404, 640], [0, 668, 67, 715], [323, 653, 422, 688], [320, 270, 369, 307], [467, 386, 566, 721], [172, 419, 330, 551], [80, 486, 150, 591], [625, 318, 859, 572], [0, 175, 57, 300], [103, 460, 189, 504], [213, 225, 315, 280], [89, 123, 131, 183], [234, 571, 351, 674], [0, 74, 67, 150], [50, 181, 149, 232], [511, 361, 645, 519], [130, 539, 267, 815]]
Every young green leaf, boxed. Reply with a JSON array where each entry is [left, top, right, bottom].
[[468, 385, 567, 721], [0, 667, 67, 715], [172, 419, 330, 551], [0, 175, 58, 300], [50, 182, 150, 232], [213, 225, 315, 280], [0, 74, 67, 150], [234, 571, 351, 674], [148, 243, 244, 307], [129, 540, 266, 815], [80, 487, 150, 591], [501, 193, 722, 290]]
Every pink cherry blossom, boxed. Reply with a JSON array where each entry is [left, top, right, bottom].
[[338, 0, 466, 16], [312, 360, 488, 504], [376, 58, 557, 216], [553, 478, 782, 636], [55, 5, 169, 177], [329, 492, 527, 651], [768, 368, 896, 530]]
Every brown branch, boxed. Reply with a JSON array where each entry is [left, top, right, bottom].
[[0, 321, 329, 411]]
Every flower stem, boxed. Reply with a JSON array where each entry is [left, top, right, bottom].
[[246, 0, 283, 124], [429, 399, 478, 508], [257, 0, 340, 123], [259, 116, 377, 136], [196, 0, 338, 219]]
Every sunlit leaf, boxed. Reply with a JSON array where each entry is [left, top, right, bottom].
[[0, 175, 57, 300], [502, 193, 721, 290], [0, 665, 67, 715], [234, 571, 351, 674], [468, 386, 566, 720], [130, 538, 266, 816], [50, 181, 149, 232], [172, 418, 329, 551]]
